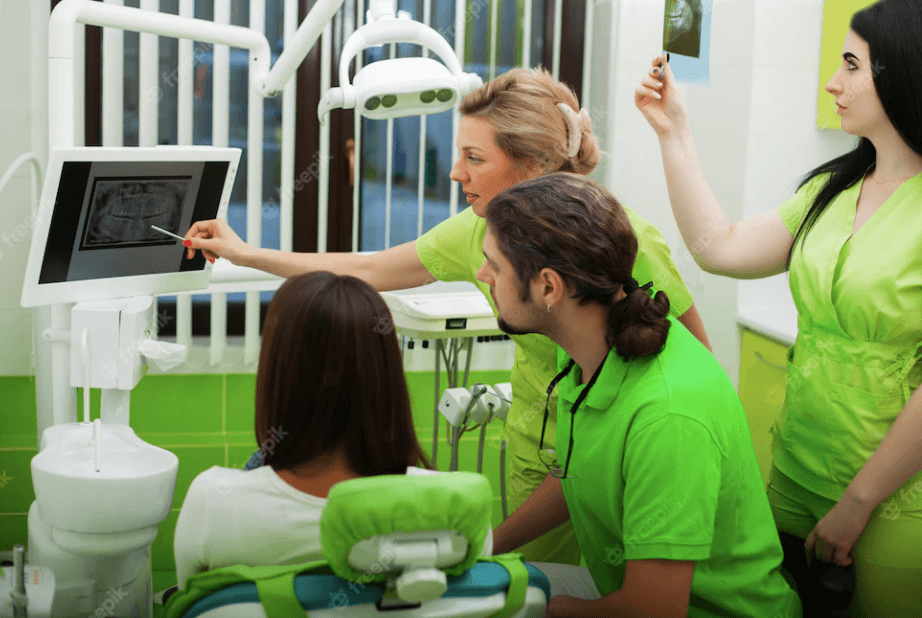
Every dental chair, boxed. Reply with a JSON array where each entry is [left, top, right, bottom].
[[164, 472, 550, 618]]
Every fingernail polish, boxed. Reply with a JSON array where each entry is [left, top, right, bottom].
[[209, 258, 215, 263], [183, 240, 192, 247]]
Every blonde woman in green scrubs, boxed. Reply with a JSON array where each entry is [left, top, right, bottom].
[[635, 1, 922, 616], [186, 68, 712, 565]]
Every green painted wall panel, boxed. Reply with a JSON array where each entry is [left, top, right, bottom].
[[0, 367, 512, 583], [817, 0, 877, 129]]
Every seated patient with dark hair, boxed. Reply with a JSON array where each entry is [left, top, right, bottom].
[[174, 272, 473, 588]]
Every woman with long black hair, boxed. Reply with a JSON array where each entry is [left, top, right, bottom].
[[636, 1, 922, 615]]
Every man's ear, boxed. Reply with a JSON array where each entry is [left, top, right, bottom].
[[534, 267, 566, 307]]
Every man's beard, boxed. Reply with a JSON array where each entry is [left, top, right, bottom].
[[496, 316, 540, 337]]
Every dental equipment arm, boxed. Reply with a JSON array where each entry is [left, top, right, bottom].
[[261, 0, 397, 96], [492, 473, 569, 555]]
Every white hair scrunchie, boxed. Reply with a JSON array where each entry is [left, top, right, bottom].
[[556, 104, 593, 159]]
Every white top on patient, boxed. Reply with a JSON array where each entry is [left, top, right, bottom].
[[174, 465, 493, 589]]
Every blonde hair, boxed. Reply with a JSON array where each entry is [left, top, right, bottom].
[[458, 67, 601, 175]]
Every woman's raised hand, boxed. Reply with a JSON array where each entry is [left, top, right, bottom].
[[184, 219, 251, 265], [634, 55, 688, 137]]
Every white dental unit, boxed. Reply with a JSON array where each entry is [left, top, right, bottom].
[[382, 285, 513, 517], [6, 0, 484, 615], [10, 145, 240, 618]]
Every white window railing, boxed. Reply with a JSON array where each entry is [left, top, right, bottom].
[[88, 0, 586, 373]]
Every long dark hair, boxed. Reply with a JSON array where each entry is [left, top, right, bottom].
[[788, 0, 922, 266], [255, 272, 431, 474], [486, 173, 670, 360]]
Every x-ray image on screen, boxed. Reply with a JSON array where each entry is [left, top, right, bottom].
[[53, 161, 207, 283], [81, 178, 190, 249], [24, 147, 240, 307]]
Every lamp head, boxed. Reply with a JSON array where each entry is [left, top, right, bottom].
[[319, 57, 481, 122]]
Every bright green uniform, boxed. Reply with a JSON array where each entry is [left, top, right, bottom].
[[416, 205, 693, 564], [773, 173, 922, 617], [556, 316, 802, 618]]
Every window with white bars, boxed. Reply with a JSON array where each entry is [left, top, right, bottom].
[[75, 0, 589, 369]]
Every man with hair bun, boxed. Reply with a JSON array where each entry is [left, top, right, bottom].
[[486, 173, 800, 618], [184, 67, 712, 566]]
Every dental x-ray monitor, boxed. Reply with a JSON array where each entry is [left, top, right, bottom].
[[21, 146, 241, 307]]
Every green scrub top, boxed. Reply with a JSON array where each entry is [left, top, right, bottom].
[[775, 173, 922, 505], [556, 317, 802, 618], [415, 205, 694, 455]]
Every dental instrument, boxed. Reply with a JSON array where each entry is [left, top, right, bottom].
[[11, 545, 26, 618], [438, 383, 511, 473], [150, 225, 187, 242]]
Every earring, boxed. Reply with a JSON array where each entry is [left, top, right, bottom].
[[547, 304, 555, 314]]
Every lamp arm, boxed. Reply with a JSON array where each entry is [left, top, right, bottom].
[[48, 0, 272, 146], [337, 20, 464, 89], [260, 0, 351, 96]]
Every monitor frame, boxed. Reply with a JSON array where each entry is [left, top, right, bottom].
[[21, 146, 241, 308]]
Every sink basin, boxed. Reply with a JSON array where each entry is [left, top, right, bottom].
[[31, 422, 178, 536]]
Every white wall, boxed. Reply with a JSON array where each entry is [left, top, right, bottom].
[[738, 0, 855, 312], [0, 1, 47, 376], [594, 0, 855, 385]]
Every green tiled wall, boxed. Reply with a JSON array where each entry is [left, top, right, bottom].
[[0, 368, 511, 589]]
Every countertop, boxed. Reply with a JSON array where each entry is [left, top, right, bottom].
[[736, 307, 798, 347]]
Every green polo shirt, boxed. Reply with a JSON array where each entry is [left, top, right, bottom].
[[415, 204, 693, 455], [556, 316, 801, 618]]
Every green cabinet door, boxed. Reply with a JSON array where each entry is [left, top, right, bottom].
[[738, 328, 789, 487]]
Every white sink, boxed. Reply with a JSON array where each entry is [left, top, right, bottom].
[[31, 423, 178, 540]]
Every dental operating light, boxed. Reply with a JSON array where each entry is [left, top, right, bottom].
[[317, 8, 483, 123]]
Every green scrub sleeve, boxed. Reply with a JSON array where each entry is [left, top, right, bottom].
[[621, 414, 720, 562], [623, 206, 693, 317], [776, 174, 829, 237], [415, 207, 484, 283]]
